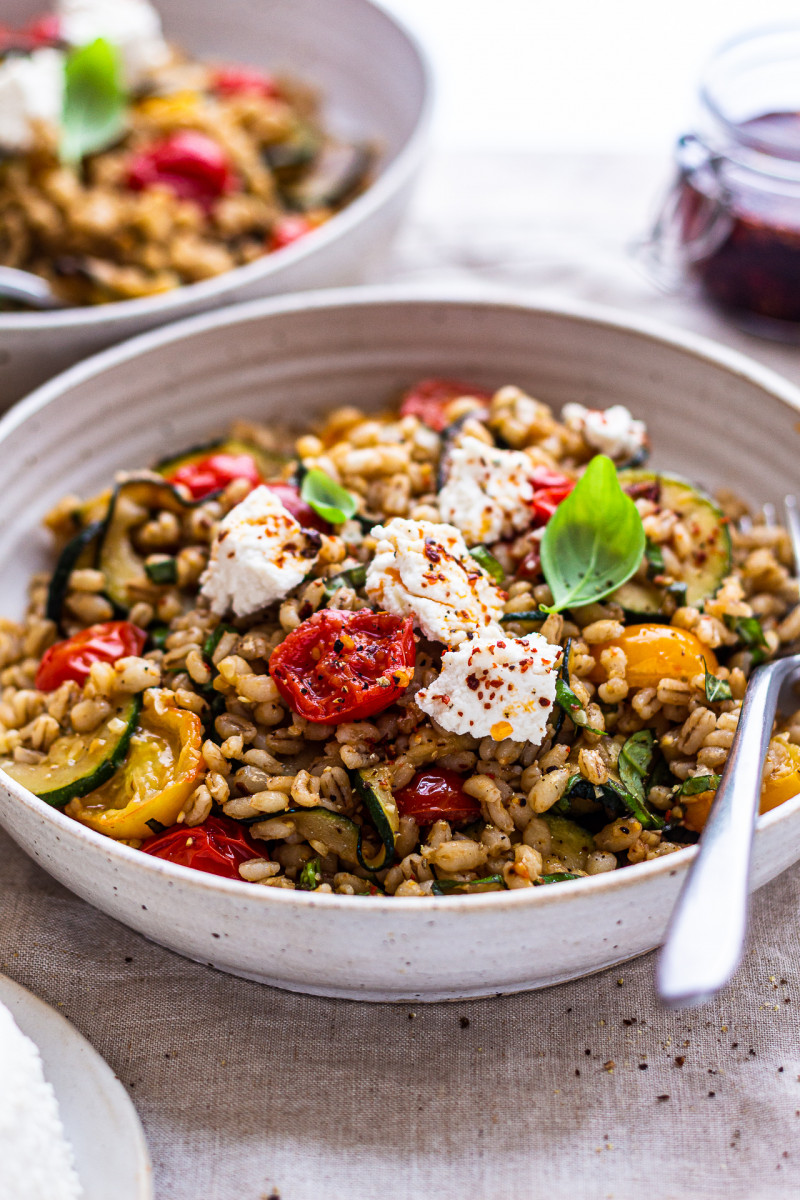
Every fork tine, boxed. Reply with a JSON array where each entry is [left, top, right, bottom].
[[784, 495, 800, 570]]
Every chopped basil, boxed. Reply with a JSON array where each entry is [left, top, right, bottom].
[[644, 537, 665, 579], [300, 468, 358, 525], [704, 662, 732, 703], [298, 857, 322, 891], [148, 625, 170, 651], [432, 875, 506, 895], [554, 677, 605, 736], [203, 624, 237, 662], [614, 731, 665, 830], [145, 557, 178, 585], [534, 872, 582, 885], [675, 774, 721, 797], [726, 615, 769, 664], [61, 38, 127, 165], [469, 545, 505, 584], [540, 455, 645, 613]]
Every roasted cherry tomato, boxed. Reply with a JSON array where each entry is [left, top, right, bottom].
[[530, 466, 575, 524], [211, 64, 279, 98], [67, 698, 204, 840], [126, 131, 237, 210], [35, 621, 147, 692], [683, 742, 800, 834], [270, 609, 415, 723], [399, 378, 492, 433], [141, 814, 263, 879], [590, 624, 718, 689], [268, 214, 314, 252], [395, 768, 481, 825], [265, 481, 330, 532], [166, 452, 263, 500], [0, 13, 61, 52]]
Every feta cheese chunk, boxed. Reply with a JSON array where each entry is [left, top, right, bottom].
[[438, 436, 535, 546], [417, 631, 560, 744], [0, 1001, 83, 1199], [200, 485, 320, 617], [365, 518, 505, 646], [58, 0, 170, 85], [0, 48, 64, 153], [562, 402, 647, 463]]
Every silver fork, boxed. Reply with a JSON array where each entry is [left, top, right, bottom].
[[657, 495, 800, 1008]]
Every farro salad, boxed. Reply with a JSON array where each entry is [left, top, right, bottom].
[[2, 378, 800, 898], [0, 0, 372, 305]]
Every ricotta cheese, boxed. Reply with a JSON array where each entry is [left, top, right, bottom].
[[0, 48, 64, 153], [561, 402, 647, 462], [437, 436, 535, 546], [0, 1001, 83, 1200], [416, 630, 559, 744], [58, 0, 170, 85], [365, 518, 505, 646], [200, 485, 321, 617]]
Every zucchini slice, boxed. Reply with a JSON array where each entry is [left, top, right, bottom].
[[541, 813, 595, 872], [614, 470, 732, 616], [46, 520, 104, 634], [0, 695, 141, 808], [432, 874, 506, 895], [282, 141, 372, 212], [349, 765, 399, 871], [97, 475, 198, 612], [277, 807, 362, 868], [154, 438, 290, 483]]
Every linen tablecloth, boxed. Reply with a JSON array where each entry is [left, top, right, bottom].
[[3, 152, 800, 1200]]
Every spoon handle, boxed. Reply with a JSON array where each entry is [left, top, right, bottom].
[[656, 657, 789, 1008]]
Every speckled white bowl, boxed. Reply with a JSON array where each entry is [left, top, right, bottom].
[[0, 0, 431, 404], [1, 288, 799, 1002]]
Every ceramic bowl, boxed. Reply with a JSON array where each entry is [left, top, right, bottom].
[[1, 288, 799, 1003], [0, 0, 431, 405]]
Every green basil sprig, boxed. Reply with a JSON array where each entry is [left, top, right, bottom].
[[554, 677, 605, 735], [540, 455, 645, 613], [300, 468, 357, 525], [61, 38, 127, 165], [469, 545, 505, 584], [675, 775, 721, 797]]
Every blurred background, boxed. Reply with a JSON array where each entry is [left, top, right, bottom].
[[384, 0, 800, 153]]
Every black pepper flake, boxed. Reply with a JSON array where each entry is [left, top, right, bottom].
[[708, 1091, 716, 1098], [638, 1063, 648, 1070], [656, 1094, 670, 1102], [459, 1016, 470, 1029]]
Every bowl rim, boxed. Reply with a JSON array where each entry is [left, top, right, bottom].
[[3, 283, 800, 915], [0, 0, 433, 332]]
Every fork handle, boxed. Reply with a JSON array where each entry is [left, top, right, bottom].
[[656, 657, 790, 1008]]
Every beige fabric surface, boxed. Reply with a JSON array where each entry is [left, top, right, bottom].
[[3, 152, 800, 1200]]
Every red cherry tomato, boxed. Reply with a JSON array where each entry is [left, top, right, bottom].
[[265, 482, 330, 533], [268, 215, 314, 252], [399, 378, 492, 433], [211, 64, 279, 98], [141, 815, 263, 880], [0, 14, 61, 52], [269, 609, 415, 724], [395, 769, 481, 825], [35, 621, 147, 692], [126, 131, 237, 210], [167, 452, 263, 500], [530, 467, 574, 524]]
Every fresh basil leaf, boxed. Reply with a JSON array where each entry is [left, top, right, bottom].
[[300, 468, 357, 524], [554, 677, 605, 735], [469, 544, 505, 584], [704, 661, 732, 703], [644, 537, 665, 579], [675, 774, 721, 797], [618, 730, 655, 807], [534, 872, 581, 884], [298, 857, 322, 891], [432, 875, 506, 894], [61, 38, 127, 165], [540, 455, 645, 612], [725, 614, 768, 664], [322, 563, 367, 599]]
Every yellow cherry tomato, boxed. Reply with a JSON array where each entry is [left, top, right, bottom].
[[682, 741, 800, 833], [136, 91, 201, 124], [67, 696, 203, 840], [590, 623, 718, 689]]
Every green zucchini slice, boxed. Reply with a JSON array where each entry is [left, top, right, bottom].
[[0, 694, 141, 808], [97, 475, 199, 612], [46, 520, 104, 634], [432, 874, 506, 895], [282, 141, 372, 211], [277, 806, 362, 868], [614, 470, 732, 616], [541, 813, 595, 872], [349, 765, 399, 871], [154, 438, 290, 483]]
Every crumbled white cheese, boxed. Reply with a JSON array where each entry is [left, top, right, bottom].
[[365, 518, 505, 646], [58, 0, 170, 85], [200, 485, 320, 617], [416, 630, 560, 744], [437, 436, 535, 546], [0, 1001, 83, 1200], [561, 402, 647, 462], [0, 48, 65, 153]]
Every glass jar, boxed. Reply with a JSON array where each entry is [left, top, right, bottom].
[[644, 26, 800, 340]]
